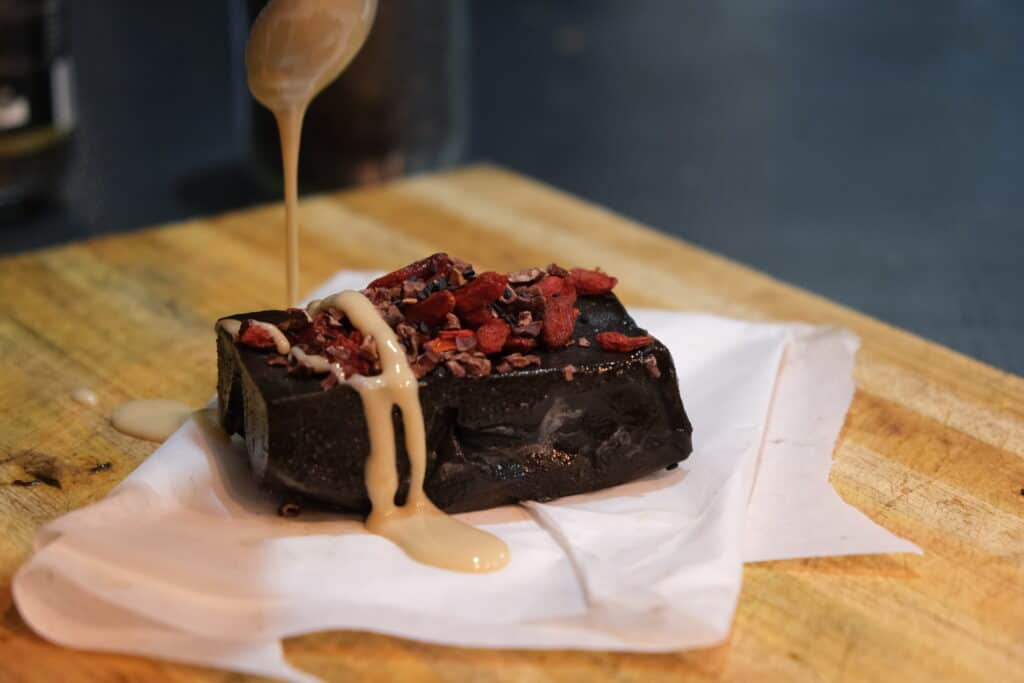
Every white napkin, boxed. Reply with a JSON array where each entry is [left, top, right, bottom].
[[13, 271, 918, 682]]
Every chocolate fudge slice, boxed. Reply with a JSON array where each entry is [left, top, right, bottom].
[[217, 293, 692, 514]]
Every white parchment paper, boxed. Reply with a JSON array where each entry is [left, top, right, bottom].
[[13, 271, 918, 682]]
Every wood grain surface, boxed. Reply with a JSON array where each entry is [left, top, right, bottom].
[[1, 165, 1022, 682]]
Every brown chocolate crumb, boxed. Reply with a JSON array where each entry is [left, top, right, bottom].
[[577, 337, 591, 347], [358, 334, 380, 366], [402, 279, 427, 298], [513, 285, 545, 313], [508, 267, 546, 284], [383, 304, 403, 326], [513, 320, 543, 337], [278, 502, 302, 517], [361, 287, 393, 305], [453, 352, 492, 377], [504, 353, 541, 369], [644, 354, 661, 378], [563, 364, 576, 381], [395, 322, 421, 356], [445, 360, 467, 377], [411, 353, 440, 378], [448, 269, 466, 287]]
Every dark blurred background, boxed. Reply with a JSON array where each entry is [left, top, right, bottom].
[[1, 1, 1021, 374]]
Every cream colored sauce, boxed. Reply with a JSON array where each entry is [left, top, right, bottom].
[[246, 0, 377, 305], [217, 318, 242, 339], [290, 346, 332, 373], [71, 388, 98, 408], [245, 1, 505, 572], [312, 291, 509, 573], [110, 400, 192, 443], [250, 320, 292, 355]]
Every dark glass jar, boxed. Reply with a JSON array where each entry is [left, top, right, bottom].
[[246, 0, 468, 192], [0, 0, 74, 207]]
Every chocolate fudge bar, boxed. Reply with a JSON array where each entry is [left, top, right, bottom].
[[217, 256, 692, 514]]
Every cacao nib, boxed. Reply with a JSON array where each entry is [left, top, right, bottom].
[[508, 267, 545, 285]]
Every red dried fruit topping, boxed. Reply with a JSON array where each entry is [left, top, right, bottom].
[[503, 335, 539, 352], [454, 271, 508, 314], [475, 319, 511, 354], [237, 321, 278, 349], [254, 256, 629, 382], [541, 286, 579, 349], [425, 338, 458, 355], [460, 306, 497, 328], [536, 275, 566, 298], [368, 252, 452, 289], [403, 290, 455, 325], [568, 268, 618, 295], [596, 332, 654, 352], [438, 329, 475, 339]]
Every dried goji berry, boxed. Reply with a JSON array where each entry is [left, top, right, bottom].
[[438, 329, 475, 339], [237, 321, 278, 349], [595, 331, 654, 352], [475, 319, 510, 354], [425, 338, 457, 354], [403, 290, 455, 326], [540, 279, 578, 349], [536, 275, 566, 298], [568, 268, 618, 295], [460, 306, 497, 328], [542, 299, 577, 348], [368, 252, 451, 289], [454, 271, 508, 313]]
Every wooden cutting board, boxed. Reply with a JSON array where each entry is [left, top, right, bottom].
[[1, 165, 1021, 682]]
